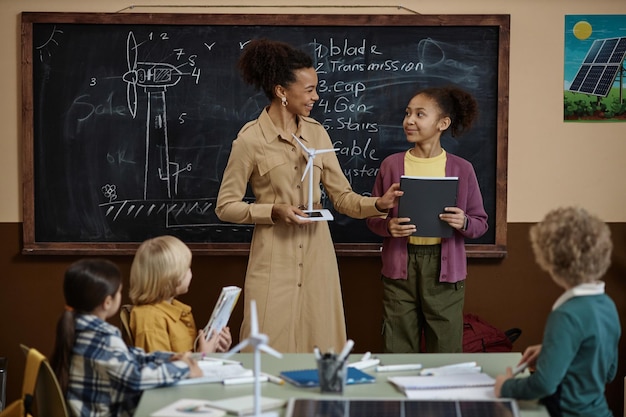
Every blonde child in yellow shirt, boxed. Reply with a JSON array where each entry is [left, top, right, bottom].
[[129, 235, 232, 354]]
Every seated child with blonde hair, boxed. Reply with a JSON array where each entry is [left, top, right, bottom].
[[129, 235, 232, 354], [495, 206, 620, 417]]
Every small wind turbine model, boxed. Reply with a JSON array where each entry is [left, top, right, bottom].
[[223, 300, 283, 417], [291, 134, 339, 221]]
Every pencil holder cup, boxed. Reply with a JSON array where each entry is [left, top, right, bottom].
[[317, 354, 347, 394]]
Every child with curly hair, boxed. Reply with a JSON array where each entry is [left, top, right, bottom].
[[495, 206, 620, 417]]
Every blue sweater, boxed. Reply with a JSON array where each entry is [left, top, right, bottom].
[[501, 294, 620, 417]]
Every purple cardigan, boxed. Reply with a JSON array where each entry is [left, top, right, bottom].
[[366, 151, 488, 283]]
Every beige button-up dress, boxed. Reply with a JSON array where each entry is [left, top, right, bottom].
[[216, 109, 383, 353]]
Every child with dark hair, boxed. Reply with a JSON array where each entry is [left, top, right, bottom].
[[495, 207, 620, 417], [51, 258, 202, 417], [366, 86, 488, 353]]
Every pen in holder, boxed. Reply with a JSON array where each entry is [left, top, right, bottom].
[[316, 353, 347, 393]]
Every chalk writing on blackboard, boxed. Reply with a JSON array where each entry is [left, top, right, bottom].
[[21, 13, 509, 256]]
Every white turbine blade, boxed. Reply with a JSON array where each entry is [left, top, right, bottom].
[[250, 300, 259, 336], [259, 344, 283, 359], [301, 158, 313, 182], [291, 134, 311, 154], [314, 148, 339, 155], [223, 339, 249, 358]]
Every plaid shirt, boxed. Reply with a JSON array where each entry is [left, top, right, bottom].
[[67, 314, 190, 417]]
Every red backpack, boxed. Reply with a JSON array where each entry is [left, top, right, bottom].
[[462, 313, 521, 353]]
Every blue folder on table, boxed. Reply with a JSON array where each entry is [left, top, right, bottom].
[[280, 367, 376, 387]]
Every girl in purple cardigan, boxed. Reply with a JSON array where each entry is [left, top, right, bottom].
[[366, 86, 488, 353]]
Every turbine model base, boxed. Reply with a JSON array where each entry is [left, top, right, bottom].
[[296, 209, 334, 222]]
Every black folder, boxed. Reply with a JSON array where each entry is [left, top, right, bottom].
[[398, 176, 459, 238]]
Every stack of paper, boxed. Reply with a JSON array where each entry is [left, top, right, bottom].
[[388, 372, 495, 390], [388, 372, 497, 400], [419, 361, 482, 375]]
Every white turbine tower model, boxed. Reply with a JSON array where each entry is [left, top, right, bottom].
[[291, 134, 338, 221], [224, 300, 282, 417]]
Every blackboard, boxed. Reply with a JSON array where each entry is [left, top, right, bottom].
[[21, 13, 509, 256]]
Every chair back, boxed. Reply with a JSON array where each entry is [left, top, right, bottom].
[[119, 304, 134, 346], [19, 344, 69, 417]]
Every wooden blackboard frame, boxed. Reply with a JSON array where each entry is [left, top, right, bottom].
[[21, 12, 509, 257]]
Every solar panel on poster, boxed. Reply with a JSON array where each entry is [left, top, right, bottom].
[[568, 37, 626, 97]]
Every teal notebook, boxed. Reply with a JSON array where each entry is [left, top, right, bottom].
[[280, 367, 376, 388]]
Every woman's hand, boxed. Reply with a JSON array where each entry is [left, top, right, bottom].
[[387, 217, 416, 238], [375, 183, 403, 211], [271, 204, 312, 225]]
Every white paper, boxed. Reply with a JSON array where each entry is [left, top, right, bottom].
[[151, 399, 226, 417], [206, 395, 285, 416], [175, 364, 251, 386], [404, 386, 497, 400], [388, 372, 495, 390]]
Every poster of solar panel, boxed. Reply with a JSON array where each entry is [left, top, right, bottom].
[[564, 15, 626, 121]]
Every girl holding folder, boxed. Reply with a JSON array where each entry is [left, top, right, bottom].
[[367, 86, 488, 354]]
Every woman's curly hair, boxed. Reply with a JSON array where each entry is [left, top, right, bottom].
[[530, 206, 612, 286], [238, 38, 313, 101]]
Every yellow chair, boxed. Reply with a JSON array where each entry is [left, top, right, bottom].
[[18, 344, 69, 417], [119, 304, 134, 346]]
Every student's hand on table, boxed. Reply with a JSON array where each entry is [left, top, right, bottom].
[[271, 204, 312, 225], [216, 327, 232, 352], [387, 217, 416, 238], [494, 367, 513, 397], [439, 207, 466, 230], [177, 352, 203, 378]]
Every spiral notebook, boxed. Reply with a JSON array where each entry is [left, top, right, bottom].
[[388, 372, 495, 391], [280, 367, 376, 387]]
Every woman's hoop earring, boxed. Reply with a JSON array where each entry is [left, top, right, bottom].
[[281, 97, 288, 107]]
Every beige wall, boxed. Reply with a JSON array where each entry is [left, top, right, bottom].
[[1, 0, 625, 224]]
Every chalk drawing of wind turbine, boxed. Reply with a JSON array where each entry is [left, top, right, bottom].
[[122, 31, 190, 200], [224, 300, 283, 417], [291, 134, 338, 221]]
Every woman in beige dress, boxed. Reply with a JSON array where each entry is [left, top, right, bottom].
[[216, 39, 401, 353]]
